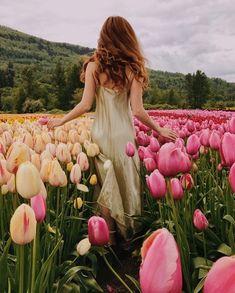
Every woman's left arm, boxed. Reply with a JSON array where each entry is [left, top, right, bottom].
[[48, 62, 96, 129]]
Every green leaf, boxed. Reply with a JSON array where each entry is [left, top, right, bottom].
[[0, 238, 11, 292], [223, 215, 235, 226], [125, 274, 141, 292], [194, 276, 206, 293], [193, 257, 213, 269], [217, 243, 232, 256]]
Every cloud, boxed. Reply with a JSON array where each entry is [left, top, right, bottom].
[[0, 0, 235, 81]]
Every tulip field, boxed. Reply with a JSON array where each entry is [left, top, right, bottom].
[[0, 109, 235, 293]]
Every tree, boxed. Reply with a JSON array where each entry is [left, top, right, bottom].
[[53, 62, 66, 110], [6, 62, 15, 87], [185, 70, 210, 108]]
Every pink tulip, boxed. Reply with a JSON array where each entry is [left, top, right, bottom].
[[204, 256, 235, 293], [136, 131, 150, 146], [143, 158, 157, 172], [38, 117, 49, 125], [158, 143, 191, 177], [200, 129, 210, 147], [149, 137, 160, 152], [228, 116, 235, 134], [180, 174, 194, 189], [193, 209, 208, 231], [169, 178, 184, 200], [88, 216, 110, 246], [77, 152, 89, 171], [209, 131, 221, 150], [138, 146, 145, 161], [186, 134, 200, 155], [146, 170, 166, 199], [30, 194, 46, 223], [220, 132, 235, 167], [125, 142, 135, 157], [140, 228, 182, 293], [186, 120, 195, 132], [229, 162, 235, 193]]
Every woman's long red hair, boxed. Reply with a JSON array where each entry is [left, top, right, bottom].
[[80, 16, 149, 91]]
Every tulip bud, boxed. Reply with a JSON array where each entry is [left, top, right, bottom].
[[149, 137, 160, 152], [56, 143, 71, 164], [70, 164, 82, 184], [168, 178, 184, 200], [125, 142, 135, 157], [204, 255, 235, 293], [146, 170, 166, 199], [87, 143, 100, 157], [48, 159, 67, 187], [77, 184, 89, 192], [30, 194, 46, 223], [88, 216, 110, 246], [143, 158, 157, 172], [10, 204, 37, 245], [76, 238, 91, 255], [31, 153, 41, 171], [180, 174, 194, 189], [193, 209, 208, 231], [89, 174, 97, 185], [229, 162, 235, 193], [0, 159, 11, 186], [16, 161, 41, 199], [140, 228, 182, 293], [7, 173, 16, 193], [77, 152, 89, 171], [66, 162, 73, 172], [73, 197, 83, 209], [6, 142, 31, 173]]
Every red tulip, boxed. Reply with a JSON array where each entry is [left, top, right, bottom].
[[220, 132, 235, 167], [204, 256, 235, 293], [146, 170, 166, 199], [125, 142, 135, 157], [186, 134, 200, 155], [229, 162, 235, 193], [169, 178, 184, 200], [193, 209, 208, 231], [30, 193, 46, 223], [140, 228, 182, 293], [88, 216, 110, 246]]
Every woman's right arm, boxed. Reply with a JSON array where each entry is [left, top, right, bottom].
[[47, 62, 96, 129], [129, 77, 177, 141]]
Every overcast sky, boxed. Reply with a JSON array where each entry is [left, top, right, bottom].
[[1, 0, 235, 82]]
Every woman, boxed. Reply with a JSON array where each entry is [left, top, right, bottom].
[[48, 16, 177, 245]]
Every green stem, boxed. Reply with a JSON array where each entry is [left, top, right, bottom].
[[55, 187, 60, 244], [202, 231, 208, 265], [30, 224, 39, 293], [19, 245, 24, 293], [102, 249, 133, 293]]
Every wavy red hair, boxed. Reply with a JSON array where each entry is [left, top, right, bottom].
[[80, 16, 149, 92]]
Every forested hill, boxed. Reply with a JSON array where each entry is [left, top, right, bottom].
[[0, 25, 94, 67], [0, 25, 234, 112]]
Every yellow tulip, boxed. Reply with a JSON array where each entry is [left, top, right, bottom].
[[6, 142, 31, 173], [22, 132, 33, 149], [10, 204, 36, 245], [33, 135, 46, 154], [89, 174, 97, 185], [45, 143, 56, 157], [71, 143, 82, 160], [16, 161, 41, 199], [66, 162, 73, 172], [73, 197, 83, 209], [31, 153, 41, 171]]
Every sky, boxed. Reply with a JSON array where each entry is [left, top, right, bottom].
[[0, 0, 235, 82]]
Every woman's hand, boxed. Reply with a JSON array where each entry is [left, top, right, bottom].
[[47, 118, 63, 130], [158, 127, 178, 141]]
